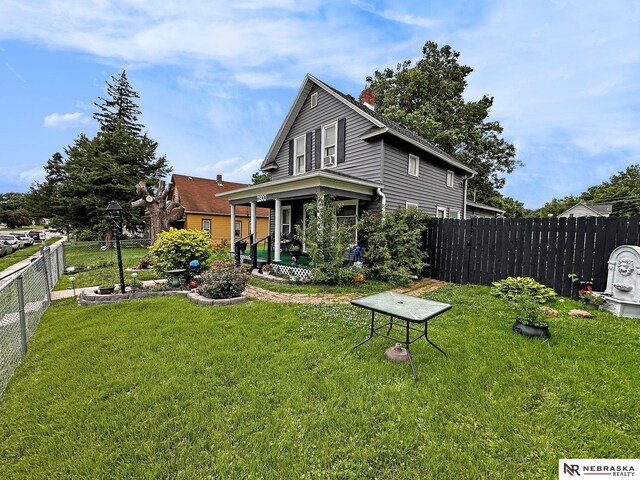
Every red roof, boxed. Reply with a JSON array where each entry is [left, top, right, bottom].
[[170, 174, 269, 218]]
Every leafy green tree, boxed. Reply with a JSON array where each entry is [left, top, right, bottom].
[[367, 41, 521, 202], [0, 208, 32, 228], [251, 171, 270, 185], [0, 192, 35, 227], [581, 164, 640, 216], [31, 74, 170, 237], [533, 164, 640, 217], [484, 195, 530, 218]]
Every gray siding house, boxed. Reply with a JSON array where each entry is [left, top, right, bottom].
[[218, 74, 476, 261], [466, 201, 505, 218]]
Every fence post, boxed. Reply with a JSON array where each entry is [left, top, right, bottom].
[[40, 245, 52, 303], [16, 276, 27, 355]]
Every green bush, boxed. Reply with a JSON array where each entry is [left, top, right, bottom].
[[513, 293, 549, 327], [490, 277, 557, 304], [149, 229, 213, 275], [197, 261, 247, 299], [296, 193, 354, 285], [357, 208, 431, 285]]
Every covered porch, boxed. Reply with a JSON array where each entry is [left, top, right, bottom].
[[216, 171, 383, 267]]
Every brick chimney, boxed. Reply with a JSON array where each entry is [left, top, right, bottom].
[[216, 174, 223, 186], [359, 76, 375, 110]]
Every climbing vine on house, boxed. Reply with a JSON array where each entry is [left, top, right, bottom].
[[296, 193, 353, 285]]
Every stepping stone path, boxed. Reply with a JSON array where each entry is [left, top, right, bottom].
[[244, 278, 447, 304]]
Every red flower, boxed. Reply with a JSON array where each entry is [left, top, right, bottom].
[[587, 285, 592, 291], [579, 289, 586, 295]]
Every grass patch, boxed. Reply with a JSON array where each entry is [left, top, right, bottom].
[[0, 237, 62, 272], [249, 275, 395, 295], [0, 286, 638, 478], [54, 242, 162, 290]]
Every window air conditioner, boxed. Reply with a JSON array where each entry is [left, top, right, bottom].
[[324, 155, 335, 166]]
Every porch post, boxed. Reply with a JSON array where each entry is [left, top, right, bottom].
[[274, 198, 281, 262], [250, 201, 257, 241], [230, 204, 236, 253]]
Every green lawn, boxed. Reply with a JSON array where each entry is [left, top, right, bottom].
[[0, 285, 638, 479], [0, 237, 61, 272], [249, 275, 396, 295], [54, 242, 162, 290]]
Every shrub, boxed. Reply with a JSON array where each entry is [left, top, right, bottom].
[[513, 293, 549, 327], [296, 193, 353, 285], [197, 261, 247, 299], [491, 277, 557, 303], [149, 228, 213, 275], [357, 208, 431, 285]]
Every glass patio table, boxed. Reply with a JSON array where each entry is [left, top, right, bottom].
[[351, 291, 451, 381]]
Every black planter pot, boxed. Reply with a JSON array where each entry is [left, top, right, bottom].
[[97, 286, 115, 295], [512, 320, 550, 339]]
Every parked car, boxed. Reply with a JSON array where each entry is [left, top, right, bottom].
[[0, 242, 11, 257], [28, 230, 46, 242], [11, 232, 34, 246], [0, 235, 22, 250]]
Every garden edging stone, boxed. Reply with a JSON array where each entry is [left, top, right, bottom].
[[187, 291, 248, 306]]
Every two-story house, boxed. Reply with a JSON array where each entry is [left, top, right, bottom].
[[218, 74, 476, 262]]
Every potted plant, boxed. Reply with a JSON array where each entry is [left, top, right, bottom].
[[511, 293, 551, 339], [262, 263, 272, 275], [578, 285, 605, 310], [96, 268, 116, 295], [491, 277, 556, 339]]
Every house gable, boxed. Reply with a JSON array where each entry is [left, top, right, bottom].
[[269, 83, 383, 184], [558, 202, 611, 218]]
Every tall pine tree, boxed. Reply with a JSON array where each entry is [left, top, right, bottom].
[[94, 71, 143, 134], [31, 72, 170, 238]]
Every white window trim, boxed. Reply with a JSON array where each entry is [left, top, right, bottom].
[[281, 205, 292, 235], [202, 219, 211, 233], [450, 209, 461, 219], [234, 220, 242, 237], [293, 134, 306, 175], [310, 92, 318, 108], [321, 121, 338, 169], [408, 154, 419, 177], [436, 206, 448, 219], [446, 170, 455, 188], [405, 202, 419, 210]]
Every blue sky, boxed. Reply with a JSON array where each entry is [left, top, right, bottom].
[[0, 0, 639, 209]]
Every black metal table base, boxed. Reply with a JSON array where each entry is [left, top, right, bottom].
[[353, 311, 447, 381]]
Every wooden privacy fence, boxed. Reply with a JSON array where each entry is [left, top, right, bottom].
[[425, 216, 640, 297]]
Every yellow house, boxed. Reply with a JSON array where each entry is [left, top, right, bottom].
[[168, 174, 270, 243]]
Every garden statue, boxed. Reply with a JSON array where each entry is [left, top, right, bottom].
[[601, 245, 640, 318], [131, 180, 184, 243]]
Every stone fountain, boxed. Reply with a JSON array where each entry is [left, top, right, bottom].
[[601, 245, 640, 318]]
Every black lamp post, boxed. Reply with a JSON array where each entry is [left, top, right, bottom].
[[106, 200, 126, 294]]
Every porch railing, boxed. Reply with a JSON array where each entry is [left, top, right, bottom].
[[234, 234, 254, 266], [251, 235, 272, 270]]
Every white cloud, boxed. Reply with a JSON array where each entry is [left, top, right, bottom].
[[43, 112, 91, 128], [193, 157, 263, 183], [18, 168, 45, 184]]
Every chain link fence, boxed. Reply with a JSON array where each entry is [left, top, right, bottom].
[[0, 243, 64, 396]]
